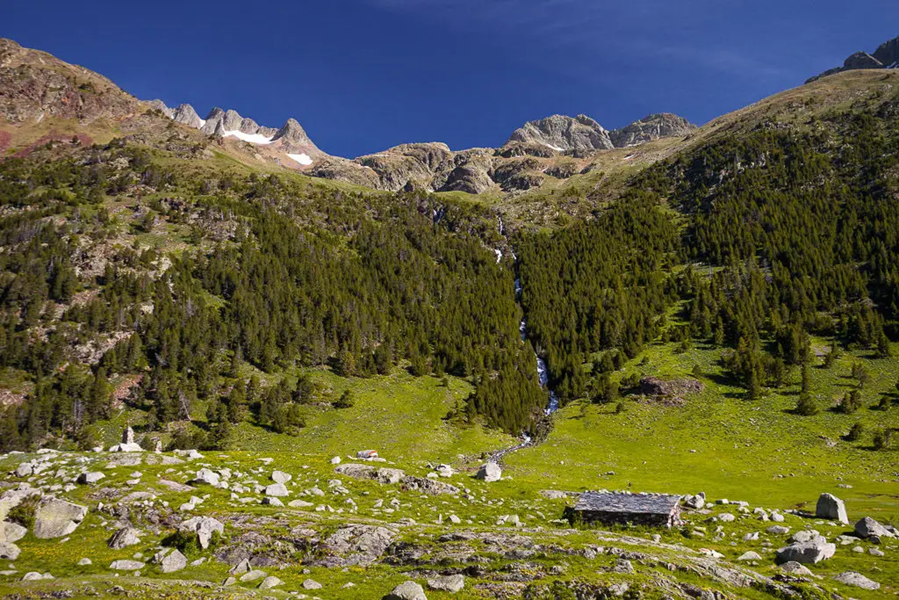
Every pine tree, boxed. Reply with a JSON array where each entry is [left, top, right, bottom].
[[795, 390, 818, 416]]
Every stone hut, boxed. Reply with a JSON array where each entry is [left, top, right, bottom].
[[572, 491, 682, 528]]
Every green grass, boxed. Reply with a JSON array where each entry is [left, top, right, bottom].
[[506, 337, 899, 521], [234, 368, 513, 464]]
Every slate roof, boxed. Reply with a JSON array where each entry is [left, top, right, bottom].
[[574, 491, 681, 515]]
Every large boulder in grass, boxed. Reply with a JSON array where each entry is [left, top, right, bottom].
[[159, 549, 187, 573], [384, 581, 427, 600], [476, 462, 501, 482], [0, 542, 20, 560], [815, 493, 848, 524], [0, 521, 26, 543], [776, 538, 836, 565], [427, 574, 465, 593], [855, 516, 895, 539], [834, 571, 880, 590], [33, 498, 88, 539], [107, 526, 141, 549]]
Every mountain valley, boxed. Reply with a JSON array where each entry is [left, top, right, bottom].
[[0, 32, 898, 600]]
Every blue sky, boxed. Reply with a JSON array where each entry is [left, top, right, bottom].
[[4, 1, 897, 157]]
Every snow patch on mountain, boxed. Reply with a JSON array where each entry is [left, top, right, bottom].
[[287, 153, 313, 166], [222, 130, 274, 145]]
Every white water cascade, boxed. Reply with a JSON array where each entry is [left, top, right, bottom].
[[516, 277, 559, 416]]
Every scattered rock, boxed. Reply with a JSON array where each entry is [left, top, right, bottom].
[[265, 483, 289, 497], [815, 493, 848, 524], [737, 551, 761, 561], [834, 571, 880, 590], [240, 569, 267, 582], [191, 468, 220, 486], [107, 527, 141, 549], [779, 561, 814, 577], [303, 579, 323, 590], [385, 581, 427, 600], [259, 575, 283, 589], [110, 560, 145, 570], [159, 549, 187, 573], [683, 493, 705, 509], [476, 462, 501, 482], [77, 472, 105, 485], [0, 542, 20, 560], [427, 574, 464, 593], [271, 471, 291, 484], [435, 464, 454, 477]]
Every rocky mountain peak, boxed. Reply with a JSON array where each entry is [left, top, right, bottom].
[[873, 36, 899, 67], [272, 118, 312, 146], [807, 34, 899, 83], [610, 113, 697, 148], [147, 100, 173, 118], [506, 114, 614, 152], [171, 104, 203, 129]]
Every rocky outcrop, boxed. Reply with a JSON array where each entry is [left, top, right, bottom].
[[610, 113, 697, 147], [507, 114, 614, 152], [0, 38, 143, 124], [357, 143, 455, 191], [807, 35, 899, 83], [637, 377, 704, 405], [315, 525, 394, 567], [147, 99, 173, 118], [874, 36, 899, 67]]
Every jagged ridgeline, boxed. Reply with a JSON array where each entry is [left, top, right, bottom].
[[517, 95, 899, 407], [0, 144, 545, 449]]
